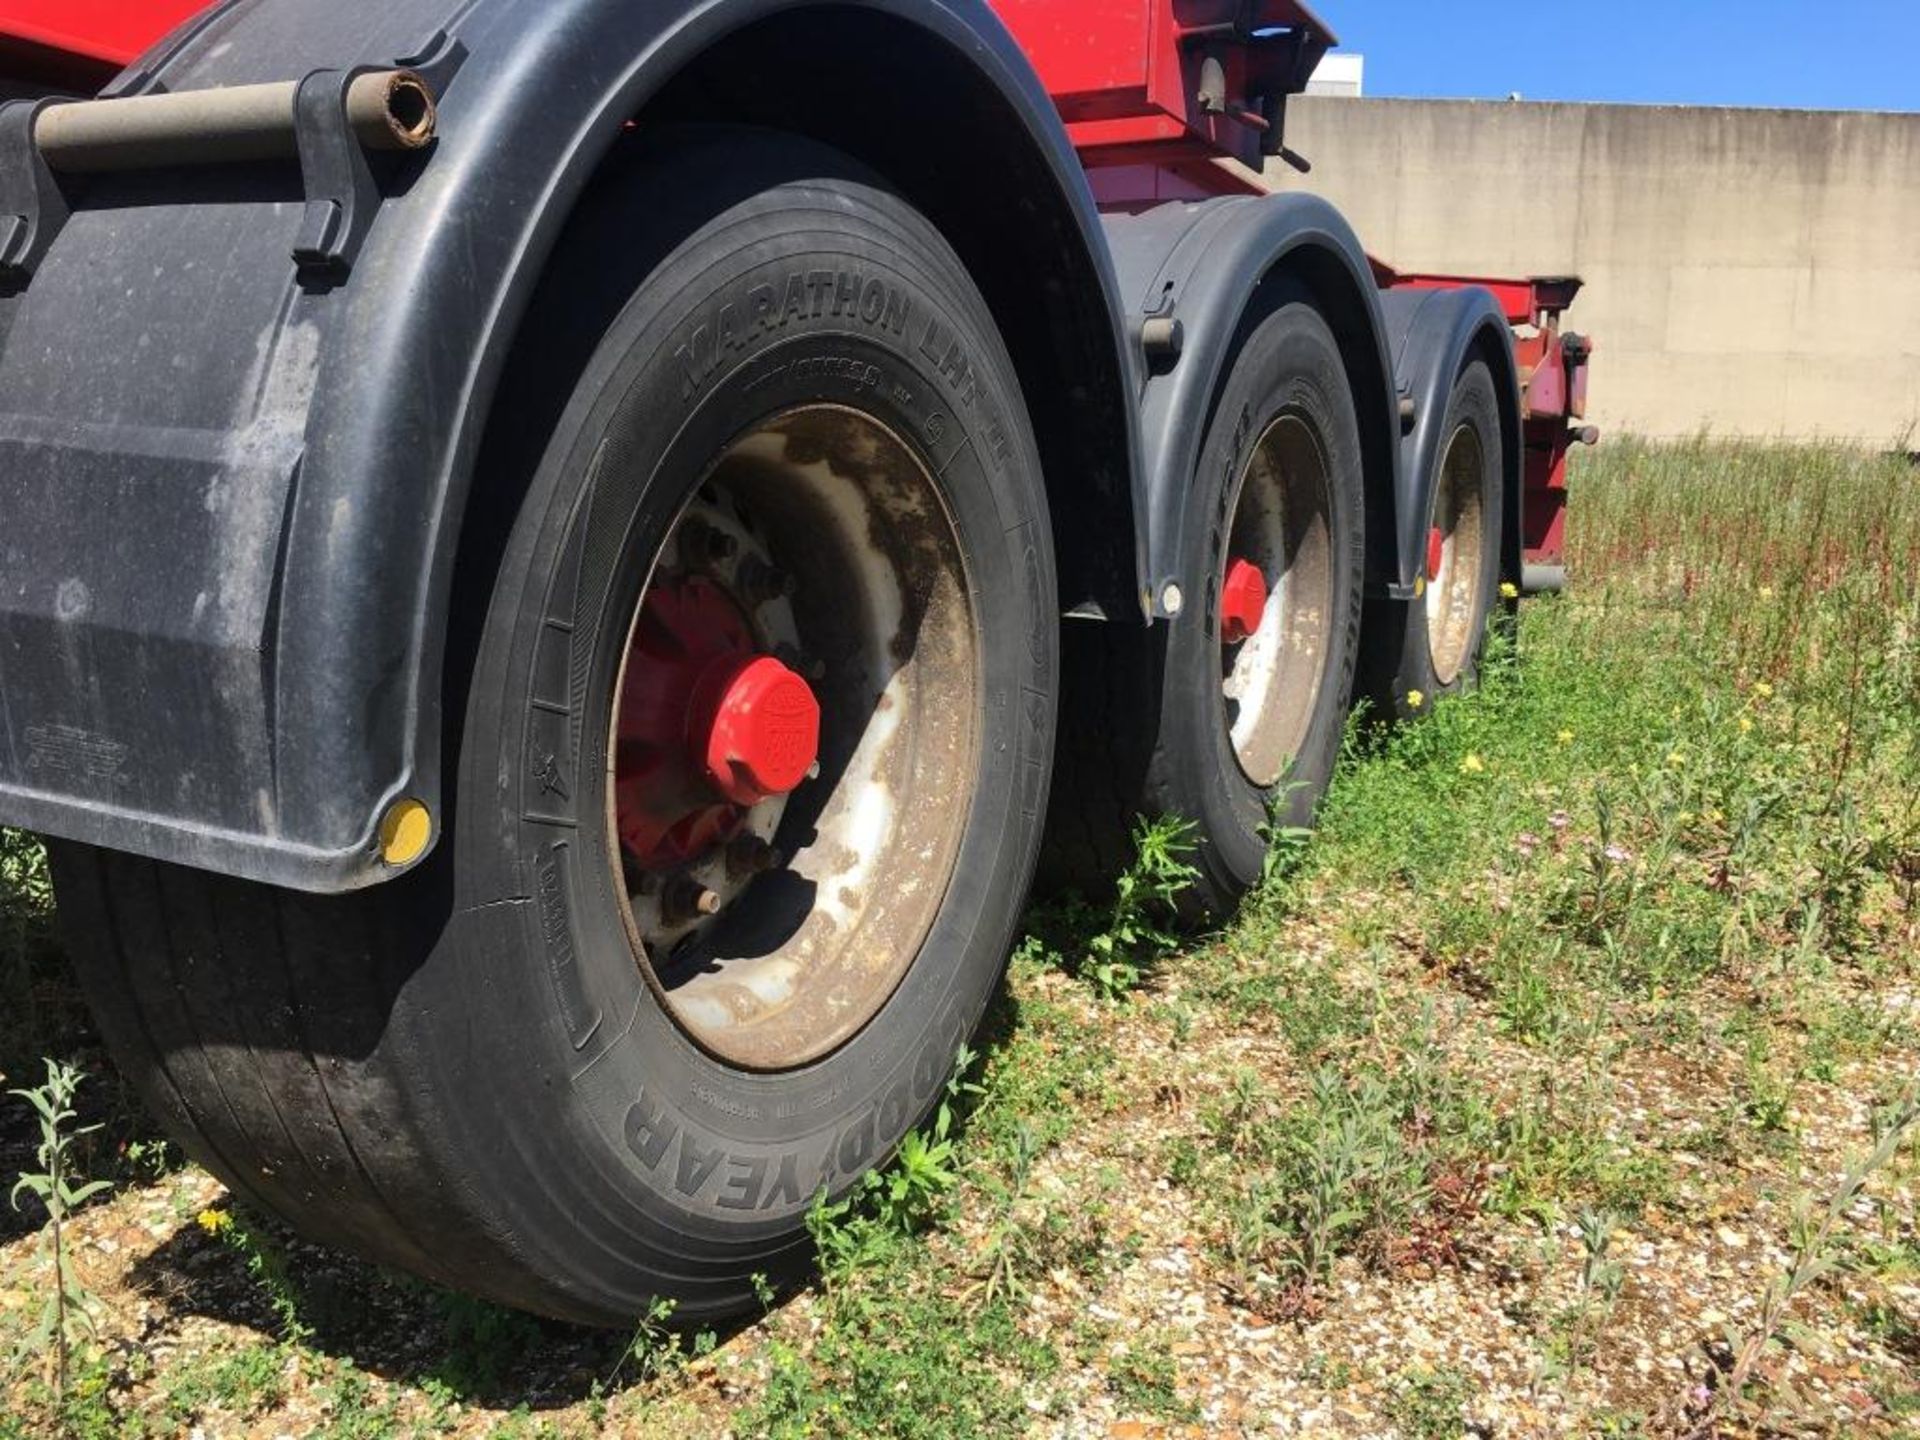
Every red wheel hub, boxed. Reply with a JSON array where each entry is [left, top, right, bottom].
[[1221, 558, 1268, 645], [614, 574, 820, 869], [1427, 525, 1445, 582]]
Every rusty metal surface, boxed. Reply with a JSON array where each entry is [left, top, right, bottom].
[[608, 406, 980, 1073], [1425, 422, 1488, 686], [1223, 414, 1333, 787]]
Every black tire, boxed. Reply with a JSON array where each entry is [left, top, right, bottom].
[[51, 128, 1058, 1326], [1041, 285, 1366, 918], [1362, 358, 1504, 722]]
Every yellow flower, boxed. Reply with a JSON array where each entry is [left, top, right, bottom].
[[1666, 751, 1686, 768], [1706, 807, 1724, 823], [1752, 681, 1774, 700], [1556, 729, 1575, 745], [1757, 585, 1775, 599], [1460, 753, 1485, 775], [1499, 581, 1519, 600], [196, 1208, 232, 1236], [1406, 689, 1426, 710], [1677, 811, 1695, 826], [1738, 716, 1753, 733]]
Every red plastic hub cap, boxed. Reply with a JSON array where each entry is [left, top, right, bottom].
[[614, 575, 819, 869], [1427, 525, 1445, 582], [1220, 558, 1268, 644], [696, 654, 821, 806]]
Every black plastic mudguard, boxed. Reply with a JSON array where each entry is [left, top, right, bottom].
[[0, 0, 1139, 891], [1100, 193, 1404, 613], [1375, 285, 1524, 594]]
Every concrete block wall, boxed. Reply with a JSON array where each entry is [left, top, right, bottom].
[[1267, 97, 1920, 442]]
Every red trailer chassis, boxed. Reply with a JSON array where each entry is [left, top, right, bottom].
[[991, 0, 1591, 583]]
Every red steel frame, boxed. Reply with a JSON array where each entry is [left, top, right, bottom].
[[3, 0, 1588, 572], [1380, 270, 1591, 570], [991, 0, 1591, 575]]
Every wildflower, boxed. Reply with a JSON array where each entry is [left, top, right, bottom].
[[1757, 586, 1775, 600], [1706, 807, 1724, 823], [1459, 753, 1485, 775], [1677, 811, 1695, 826], [1514, 832, 1540, 859], [1604, 843, 1631, 864], [196, 1208, 233, 1236], [1666, 751, 1686, 768], [1738, 715, 1753, 734], [1548, 809, 1571, 831], [1406, 688, 1425, 710], [1499, 581, 1519, 600], [1752, 680, 1774, 700], [1556, 729, 1575, 745]]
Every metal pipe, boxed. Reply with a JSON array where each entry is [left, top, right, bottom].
[[1521, 562, 1567, 595], [32, 70, 435, 175]]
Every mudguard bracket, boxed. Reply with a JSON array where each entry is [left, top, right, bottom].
[[291, 68, 385, 280], [0, 99, 70, 289]]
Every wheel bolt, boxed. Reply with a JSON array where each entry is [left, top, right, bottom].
[[727, 834, 781, 877], [679, 519, 737, 566], [664, 880, 722, 923], [739, 558, 795, 606]]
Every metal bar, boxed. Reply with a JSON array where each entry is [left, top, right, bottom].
[[31, 68, 433, 173]]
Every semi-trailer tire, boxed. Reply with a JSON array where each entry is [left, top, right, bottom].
[[1364, 358, 1505, 721], [50, 129, 1058, 1325], [1044, 284, 1366, 917]]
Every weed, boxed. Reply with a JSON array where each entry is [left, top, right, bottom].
[[9, 1059, 111, 1414], [1105, 1331, 1196, 1420], [1385, 1364, 1472, 1439], [196, 1204, 312, 1345], [163, 1342, 289, 1426], [426, 1292, 546, 1397], [1680, 1081, 1920, 1434], [605, 1296, 714, 1391], [1543, 1209, 1626, 1386], [1074, 815, 1199, 1000], [970, 1119, 1040, 1302]]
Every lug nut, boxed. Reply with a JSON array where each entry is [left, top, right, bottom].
[[738, 558, 795, 606], [678, 519, 737, 566], [664, 880, 722, 924], [727, 834, 781, 877]]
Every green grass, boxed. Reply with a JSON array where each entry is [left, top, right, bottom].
[[4, 439, 1918, 1435]]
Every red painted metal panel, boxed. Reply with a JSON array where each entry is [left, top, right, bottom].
[[992, 0, 1332, 181], [0, 0, 203, 67]]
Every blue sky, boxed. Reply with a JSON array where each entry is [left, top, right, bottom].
[[1330, 0, 1918, 111]]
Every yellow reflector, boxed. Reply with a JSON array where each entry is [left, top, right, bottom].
[[1412, 575, 1427, 598], [378, 798, 432, 867]]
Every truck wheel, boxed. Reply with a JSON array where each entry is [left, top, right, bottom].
[[50, 130, 1057, 1325], [1367, 358, 1505, 719], [1044, 286, 1365, 917]]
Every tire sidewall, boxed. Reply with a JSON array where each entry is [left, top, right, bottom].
[[420, 162, 1055, 1317], [1157, 300, 1366, 902]]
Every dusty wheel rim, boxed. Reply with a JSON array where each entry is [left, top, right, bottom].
[[605, 405, 981, 1072], [1220, 414, 1336, 788], [1425, 422, 1487, 686]]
